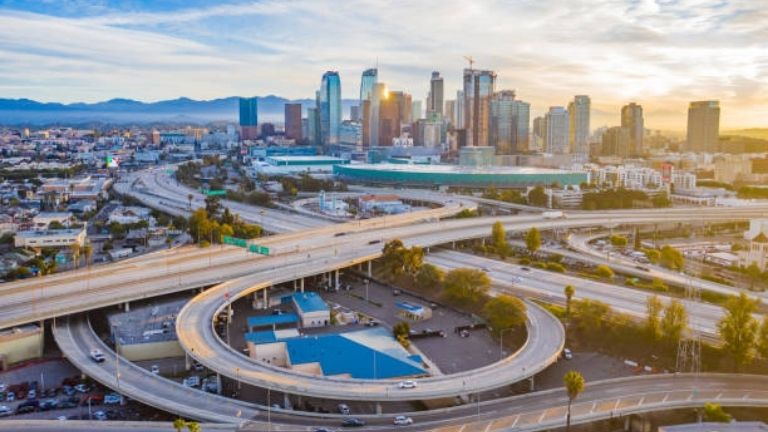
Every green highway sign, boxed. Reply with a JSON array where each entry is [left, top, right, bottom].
[[248, 244, 270, 256], [223, 236, 247, 248], [202, 189, 227, 196]]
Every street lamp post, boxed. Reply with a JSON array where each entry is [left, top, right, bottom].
[[112, 325, 121, 392]]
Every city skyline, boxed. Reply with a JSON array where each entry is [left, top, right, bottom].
[[0, 0, 765, 130]]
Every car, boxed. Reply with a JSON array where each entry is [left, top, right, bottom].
[[271, 309, 285, 316], [392, 289, 401, 296], [150, 365, 160, 374], [57, 416, 68, 421], [16, 400, 39, 414], [26, 389, 36, 399], [337, 403, 350, 415], [334, 232, 347, 237], [367, 239, 381, 245], [563, 348, 573, 360], [394, 416, 414, 426], [398, 380, 417, 389], [39, 399, 59, 411], [90, 349, 106, 363], [74, 384, 90, 393], [481, 266, 491, 272], [62, 385, 76, 396], [313, 428, 333, 432], [93, 410, 107, 421], [6, 392, 14, 402], [192, 361, 205, 372], [520, 267, 531, 272], [183, 376, 200, 387], [0, 383, 6, 392], [0, 405, 12, 417], [365, 320, 379, 327], [104, 393, 123, 405], [341, 417, 365, 427], [460, 329, 470, 338]]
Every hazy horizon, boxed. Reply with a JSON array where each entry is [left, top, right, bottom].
[[0, 0, 766, 130]]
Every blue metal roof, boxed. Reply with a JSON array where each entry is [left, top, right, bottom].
[[247, 313, 298, 329], [245, 330, 277, 344], [290, 292, 328, 314], [396, 302, 425, 313], [283, 328, 426, 379]]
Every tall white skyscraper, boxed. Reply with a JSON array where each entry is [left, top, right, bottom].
[[545, 107, 569, 154], [568, 95, 590, 157]]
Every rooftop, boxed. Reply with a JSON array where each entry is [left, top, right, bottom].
[[288, 292, 329, 314], [247, 313, 299, 329], [108, 298, 187, 345], [340, 163, 581, 175]]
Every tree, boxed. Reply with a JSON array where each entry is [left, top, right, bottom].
[[645, 295, 663, 341], [416, 263, 444, 291], [609, 235, 628, 247], [83, 244, 93, 268], [572, 299, 611, 333], [204, 195, 222, 219], [660, 245, 684, 271], [48, 220, 66, 230], [564, 285, 575, 319], [381, 239, 406, 279], [402, 246, 424, 277], [563, 370, 585, 431], [703, 402, 732, 423], [745, 263, 763, 289], [483, 294, 527, 332], [186, 421, 201, 432], [491, 221, 509, 258], [661, 300, 688, 347], [527, 185, 548, 207], [594, 264, 614, 279], [644, 248, 661, 264], [525, 227, 541, 255], [188, 208, 212, 244], [173, 418, 187, 432], [69, 242, 81, 269], [718, 292, 759, 370], [443, 268, 491, 305], [757, 317, 768, 360], [393, 321, 410, 339]]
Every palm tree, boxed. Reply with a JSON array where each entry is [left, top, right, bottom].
[[186, 421, 201, 432], [173, 418, 186, 432], [83, 244, 93, 269], [564, 285, 575, 319], [564, 370, 585, 431], [187, 194, 193, 210], [69, 243, 81, 269]]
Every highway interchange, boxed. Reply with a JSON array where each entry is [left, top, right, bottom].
[[3, 165, 768, 431]]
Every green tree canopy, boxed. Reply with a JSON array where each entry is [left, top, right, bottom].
[[646, 295, 663, 341], [718, 292, 760, 370], [525, 227, 541, 254], [703, 403, 732, 423], [443, 268, 491, 305], [563, 370, 585, 431], [416, 263, 444, 291], [572, 299, 611, 334], [661, 300, 688, 347], [483, 294, 527, 332], [659, 245, 684, 270]]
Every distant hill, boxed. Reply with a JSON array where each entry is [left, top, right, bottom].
[[0, 96, 358, 126], [723, 128, 768, 141]]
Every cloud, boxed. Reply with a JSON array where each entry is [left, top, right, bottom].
[[0, 0, 765, 129]]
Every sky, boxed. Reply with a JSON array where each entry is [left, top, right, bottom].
[[0, 0, 765, 130]]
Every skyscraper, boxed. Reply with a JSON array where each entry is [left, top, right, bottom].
[[360, 69, 378, 148], [319, 71, 342, 146], [378, 85, 400, 146], [463, 69, 496, 147], [544, 107, 569, 154], [284, 103, 302, 141], [411, 100, 423, 123], [601, 126, 631, 157], [444, 100, 456, 127], [532, 116, 545, 152], [686, 100, 720, 153], [360, 68, 378, 102], [239, 97, 258, 140], [391, 91, 412, 125], [306, 107, 320, 146], [428, 71, 444, 116], [490, 90, 530, 155], [568, 95, 590, 157], [621, 102, 644, 156]]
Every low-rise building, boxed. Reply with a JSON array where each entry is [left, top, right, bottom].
[[14, 226, 86, 249], [108, 298, 188, 362], [358, 194, 411, 215], [740, 219, 768, 271], [0, 324, 43, 368], [283, 292, 330, 328], [32, 212, 74, 230]]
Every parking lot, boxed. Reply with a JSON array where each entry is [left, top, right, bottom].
[[324, 276, 501, 375]]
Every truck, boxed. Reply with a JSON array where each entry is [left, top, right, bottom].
[[542, 211, 565, 219]]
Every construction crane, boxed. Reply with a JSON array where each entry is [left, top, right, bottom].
[[463, 55, 475, 71]]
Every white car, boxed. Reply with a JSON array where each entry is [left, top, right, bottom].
[[394, 416, 414, 425], [0, 406, 12, 417], [90, 349, 106, 363], [563, 348, 573, 360], [150, 365, 160, 374], [398, 380, 417, 389]]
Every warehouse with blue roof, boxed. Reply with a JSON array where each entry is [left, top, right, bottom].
[[245, 327, 427, 379]]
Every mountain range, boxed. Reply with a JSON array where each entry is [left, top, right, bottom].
[[0, 96, 359, 126]]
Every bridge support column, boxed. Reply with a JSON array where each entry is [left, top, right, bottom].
[[452, 241, 456, 249], [216, 373, 222, 395], [528, 376, 535, 392], [293, 280, 297, 292], [124, 302, 130, 312], [300, 278, 305, 293], [335, 269, 340, 290], [624, 416, 629, 431], [283, 393, 291, 410], [367, 261, 372, 277], [263, 288, 268, 310], [375, 402, 382, 415]]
